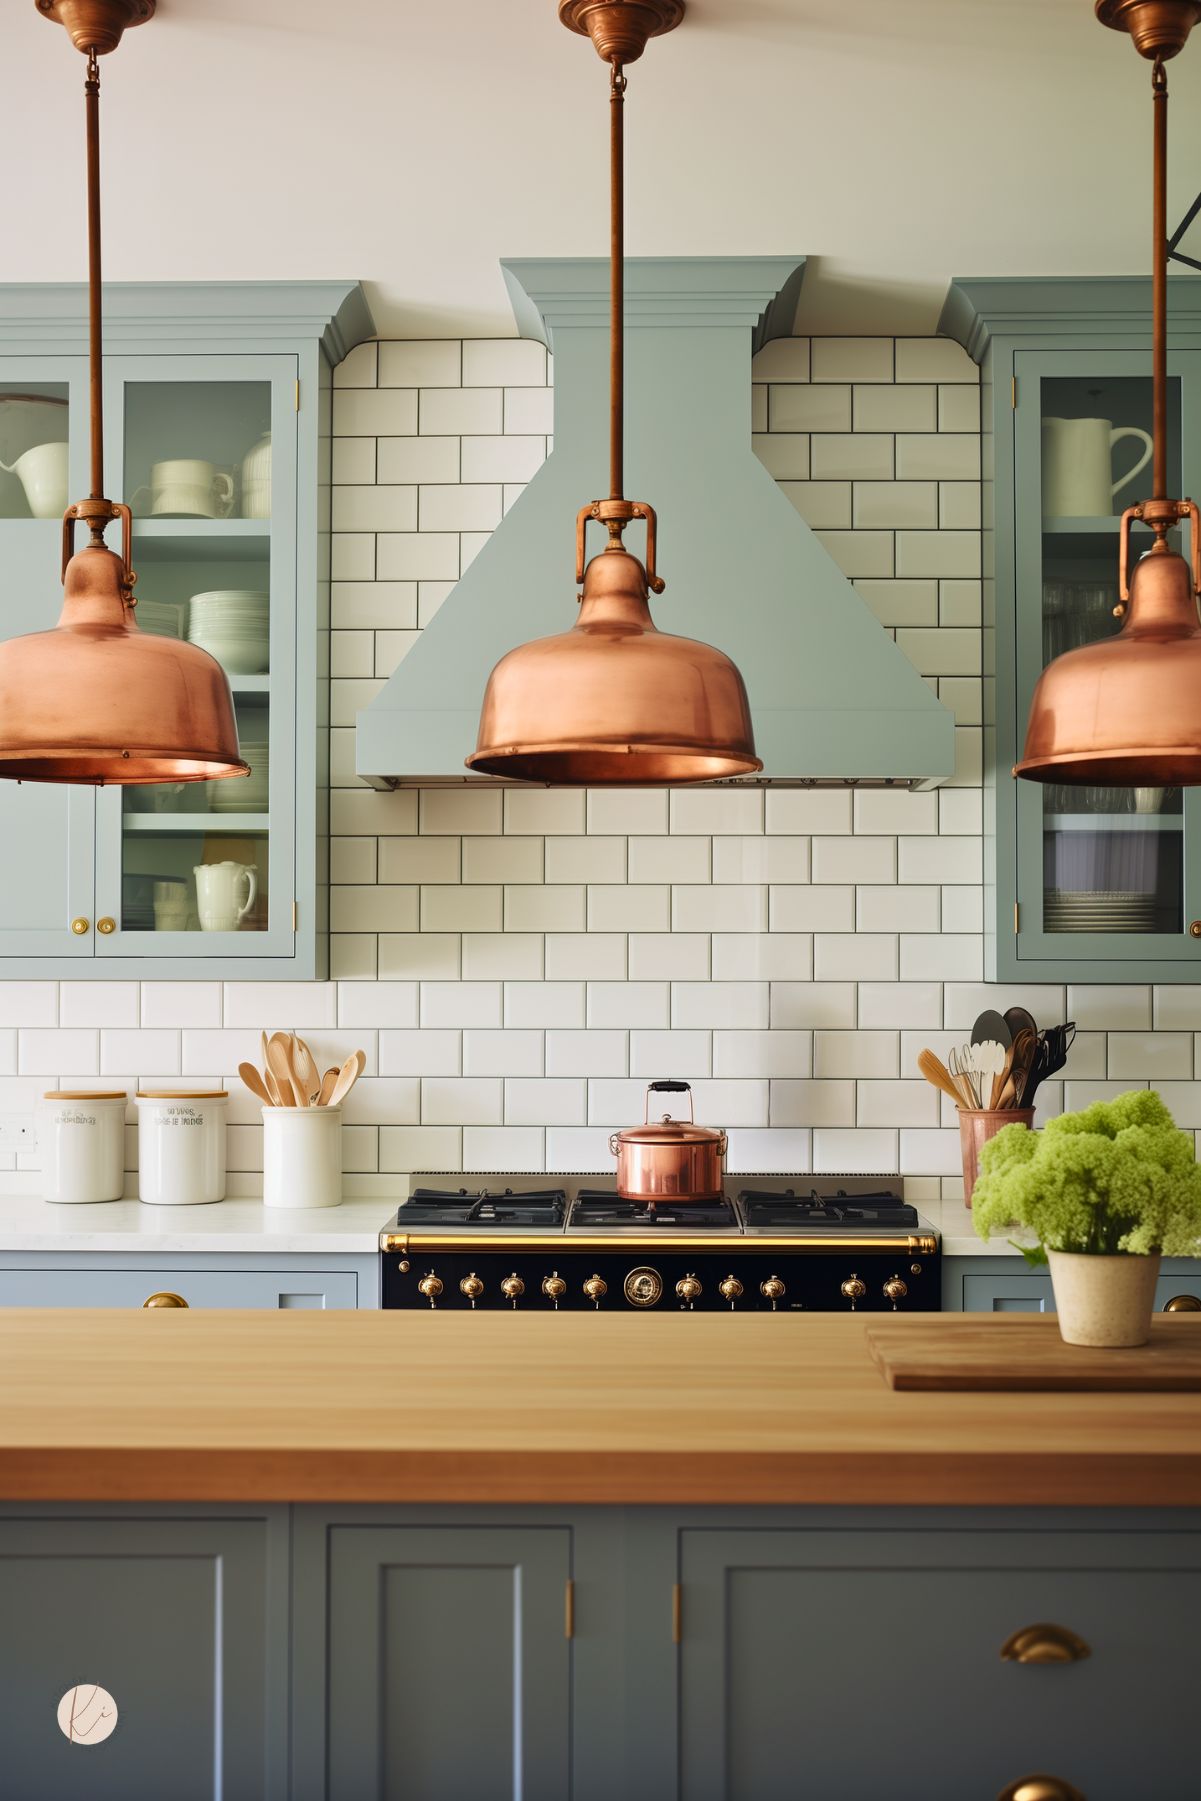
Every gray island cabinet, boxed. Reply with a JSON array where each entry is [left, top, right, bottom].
[[0, 1312, 1197, 1801]]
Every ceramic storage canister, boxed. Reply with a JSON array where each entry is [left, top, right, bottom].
[[36, 1091, 127, 1203], [136, 1090, 228, 1205]]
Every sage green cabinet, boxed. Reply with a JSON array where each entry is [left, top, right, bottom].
[[943, 277, 1201, 980], [0, 282, 372, 978]]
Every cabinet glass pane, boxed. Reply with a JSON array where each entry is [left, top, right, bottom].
[[124, 381, 271, 521], [0, 386, 69, 520], [1039, 372, 1185, 937]]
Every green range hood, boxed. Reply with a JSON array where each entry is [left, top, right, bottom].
[[355, 256, 955, 788]]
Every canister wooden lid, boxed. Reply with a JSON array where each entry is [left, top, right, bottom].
[[42, 1091, 128, 1101], [135, 1090, 228, 1100]]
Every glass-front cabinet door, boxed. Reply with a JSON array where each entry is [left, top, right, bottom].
[[1013, 347, 1201, 965], [94, 356, 297, 960]]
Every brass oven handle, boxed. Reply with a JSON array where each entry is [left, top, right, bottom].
[[1000, 1623, 1090, 1665], [996, 1779, 1085, 1801], [143, 1291, 188, 1309], [1163, 1293, 1201, 1312]]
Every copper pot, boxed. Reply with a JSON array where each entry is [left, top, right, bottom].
[[609, 1081, 727, 1203]]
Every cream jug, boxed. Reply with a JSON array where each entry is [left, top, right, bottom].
[[0, 440, 69, 518], [1041, 417, 1154, 518], [240, 431, 271, 519], [193, 860, 257, 932]]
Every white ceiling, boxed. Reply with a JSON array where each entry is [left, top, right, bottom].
[[5, 0, 1201, 339]]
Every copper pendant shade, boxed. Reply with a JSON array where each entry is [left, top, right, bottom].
[[466, 0, 760, 784], [1016, 0, 1201, 787], [0, 0, 246, 786]]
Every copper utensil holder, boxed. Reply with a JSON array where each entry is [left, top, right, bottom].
[[960, 1108, 1035, 1207]]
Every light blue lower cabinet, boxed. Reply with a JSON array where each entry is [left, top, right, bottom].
[[0, 1251, 379, 1310], [0, 1504, 1195, 1801], [946, 1256, 1201, 1315], [0, 1506, 289, 1801]]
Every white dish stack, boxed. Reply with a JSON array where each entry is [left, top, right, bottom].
[[187, 590, 269, 673], [211, 737, 269, 812]]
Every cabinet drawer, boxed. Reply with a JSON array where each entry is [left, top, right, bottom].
[[678, 1528, 1201, 1800], [962, 1270, 1201, 1314], [0, 1268, 358, 1310]]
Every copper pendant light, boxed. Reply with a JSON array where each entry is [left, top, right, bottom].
[[1016, 0, 1201, 787], [0, 0, 247, 786], [466, 0, 761, 784]]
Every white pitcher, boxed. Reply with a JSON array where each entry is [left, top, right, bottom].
[[0, 440, 69, 518], [193, 860, 257, 932], [1041, 417, 1153, 518]]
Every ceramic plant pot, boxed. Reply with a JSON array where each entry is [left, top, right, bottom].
[[1048, 1249, 1162, 1347]]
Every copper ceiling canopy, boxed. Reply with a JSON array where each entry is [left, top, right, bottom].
[[1016, 0, 1201, 785], [466, 0, 761, 785], [0, 0, 246, 785]]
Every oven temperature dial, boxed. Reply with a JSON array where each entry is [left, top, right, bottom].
[[840, 1273, 866, 1309], [719, 1274, 744, 1307], [459, 1272, 484, 1308], [542, 1271, 567, 1308], [623, 1266, 664, 1308], [583, 1274, 608, 1307], [501, 1273, 525, 1306], [676, 1273, 702, 1308], [417, 1271, 443, 1308], [760, 1275, 786, 1310], [883, 1275, 908, 1309]]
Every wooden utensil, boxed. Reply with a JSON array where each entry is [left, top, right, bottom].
[[291, 1034, 321, 1105], [238, 1061, 274, 1107], [917, 1048, 966, 1109], [989, 1041, 1016, 1110], [326, 1050, 365, 1110], [266, 1033, 304, 1107], [317, 1067, 339, 1107]]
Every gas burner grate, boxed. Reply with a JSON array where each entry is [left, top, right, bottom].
[[401, 1187, 567, 1227], [738, 1188, 919, 1230], [570, 1190, 739, 1231]]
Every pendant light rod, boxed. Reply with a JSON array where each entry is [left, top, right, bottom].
[[1152, 55, 1168, 500], [609, 57, 626, 502], [84, 45, 105, 512]]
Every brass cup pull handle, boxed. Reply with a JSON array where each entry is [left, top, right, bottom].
[[1164, 1292, 1201, 1311], [997, 1778, 1085, 1801], [1000, 1623, 1090, 1665], [143, 1291, 188, 1309]]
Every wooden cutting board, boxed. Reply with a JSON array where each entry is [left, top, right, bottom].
[[867, 1315, 1201, 1391]]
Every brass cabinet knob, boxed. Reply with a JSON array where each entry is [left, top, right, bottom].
[[676, 1273, 702, 1306], [70, 917, 90, 935], [719, 1274, 744, 1305], [1164, 1292, 1201, 1312], [760, 1275, 785, 1309], [542, 1271, 567, 1306], [96, 916, 116, 935], [143, 1291, 188, 1309], [1190, 920, 1201, 938], [459, 1272, 484, 1306], [883, 1275, 908, 1307], [996, 1778, 1085, 1801], [582, 1274, 607, 1305], [840, 1273, 867, 1307], [501, 1273, 525, 1305], [418, 1272, 443, 1307], [1000, 1623, 1090, 1665]]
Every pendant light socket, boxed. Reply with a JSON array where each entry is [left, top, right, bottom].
[[558, 0, 684, 63], [36, 0, 154, 55], [1095, 0, 1201, 59]]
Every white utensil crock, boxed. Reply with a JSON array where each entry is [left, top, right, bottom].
[[262, 1104, 343, 1209], [1041, 417, 1153, 518], [36, 1091, 127, 1204], [1047, 1249, 1161, 1347], [136, 1090, 228, 1206], [0, 440, 69, 518]]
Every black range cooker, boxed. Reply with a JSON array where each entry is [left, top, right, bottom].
[[381, 1175, 941, 1312]]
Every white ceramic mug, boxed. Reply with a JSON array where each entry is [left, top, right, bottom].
[[193, 860, 257, 932], [0, 440, 69, 518], [1041, 417, 1154, 518], [153, 880, 190, 931], [137, 459, 235, 519]]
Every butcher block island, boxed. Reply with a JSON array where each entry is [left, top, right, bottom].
[[0, 1311, 1197, 1801]]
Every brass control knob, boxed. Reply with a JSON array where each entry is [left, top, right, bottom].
[[501, 1273, 525, 1305], [582, 1274, 608, 1305], [676, 1273, 702, 1307], [542, 1271, 567, 1306], [460, 1272, 484, 1306], [883, 1275, 908, 1308], [996, 1779, 1085, 1801], [760, 1275, 786, 1309], [1164, 1293, 1201, 1312], [143, 1291, 188, 1309], [418, 1272, 443, 1307], [840, 1273, 867, 1308], [719, 1274, 744, 1305]]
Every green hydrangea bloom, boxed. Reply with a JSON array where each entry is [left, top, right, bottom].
[[972, 1090, 1201, 1257]]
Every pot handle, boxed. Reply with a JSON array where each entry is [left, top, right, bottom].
[[608, 1132, 620, 1157], [646, 1079, 693, 1122]]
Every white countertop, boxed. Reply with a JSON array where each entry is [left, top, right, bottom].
[[918, 1198, 1016, 1259], [0, 1195, 397, 1255]]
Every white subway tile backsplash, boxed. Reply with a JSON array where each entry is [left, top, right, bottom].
[[589, 886, 669, 932], [546, 1030, 627, 1078], [421, 1077, 502, 1125], [725, 1128, 812, 1173], [462, 339, 547, 387], [139, 982, 222, 1030], [857, 886, 939, 933], [1107, 1032, 1192, 1080], [504, 983, 585, 1029], [765, 790, 852, 835], [688, 1079, 770, 1127], [814, 1031, 899, 1077], [379, 935, 460, 981], [463, 1126, 545, 1172], [899, 935, 983, 982], [812, 1128, 898, 1174], [856, 1079, 940, 1127], [710, 837, 808, 884], [461, 935, 543, 981], [381, 1029, 461, 1075], [60, 983, 139, 1029], [628, 935, 710, 981], [713, 1030, 812, 1077], [1154, 986, 1201, 1028], [672, 983, 768, 1030], [812, 339, 893, 382], [505, 1078, 585, 1126], [101, 1030, 178, 1076], [421, 983, 502, 1028], [587, 1078, 649, 1123], [379, 340, 460, 387], [379, 1125, 462, 1171], [506, 885, 587, 933], [1065, 986, 1153, 1031], [587, 983, 669, 1029], [420, 789, 502, 835], [586, 789, 668, 835], [813, 935, 897, 981], [630, 1031, 711, 1078], [669, 789, 763, 835], [630, 836, 711, 884], [545, 837, 626, 884], [545, 1127, 617, 1171], [711, 936, 813, 982], [462, 837, 542, 883], [463, 1029, 543, 1077], [857, 982, 942, 1029], [18, 1028, 97, 1075], [422, 887, 502, 933], [545, 934, 627, 980], [0, 984, 57, 1027], [674, 885, 768, 933], [769, 984, 857, 1029], [770, 1078, 855, 1127], [769, 886, 854, 933]]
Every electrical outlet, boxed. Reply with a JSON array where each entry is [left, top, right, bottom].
[[0, 1114, 35, 1151]]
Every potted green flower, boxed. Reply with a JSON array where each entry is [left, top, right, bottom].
[[972, 1089, 1201, 1347]]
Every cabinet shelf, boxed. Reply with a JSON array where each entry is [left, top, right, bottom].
[[133, 519, 271, 566], [122, 812, 269, 833], [1044, 813, 1184, 832]]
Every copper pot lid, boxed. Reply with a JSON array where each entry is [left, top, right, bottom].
[[613, 1080, 725, 1145]]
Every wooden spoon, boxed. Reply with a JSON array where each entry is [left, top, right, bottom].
[[266, 1032, 304, 1106], [317, 1067, 339, 1106], [291, 1034, 322, 1105], [238, 1061, 275, 1107], [326, 1050, 365, 1109], [989, 1041, 1016, 1110], [917, 1048, 965, 1109]]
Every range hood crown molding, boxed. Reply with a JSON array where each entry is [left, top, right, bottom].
[[356, 255, 955, 789]]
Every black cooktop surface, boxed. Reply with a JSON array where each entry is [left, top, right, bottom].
[[400, 1187, 567, 1227], [570, 1190, 739, 1231], [737, 1188, 920, 1229]]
